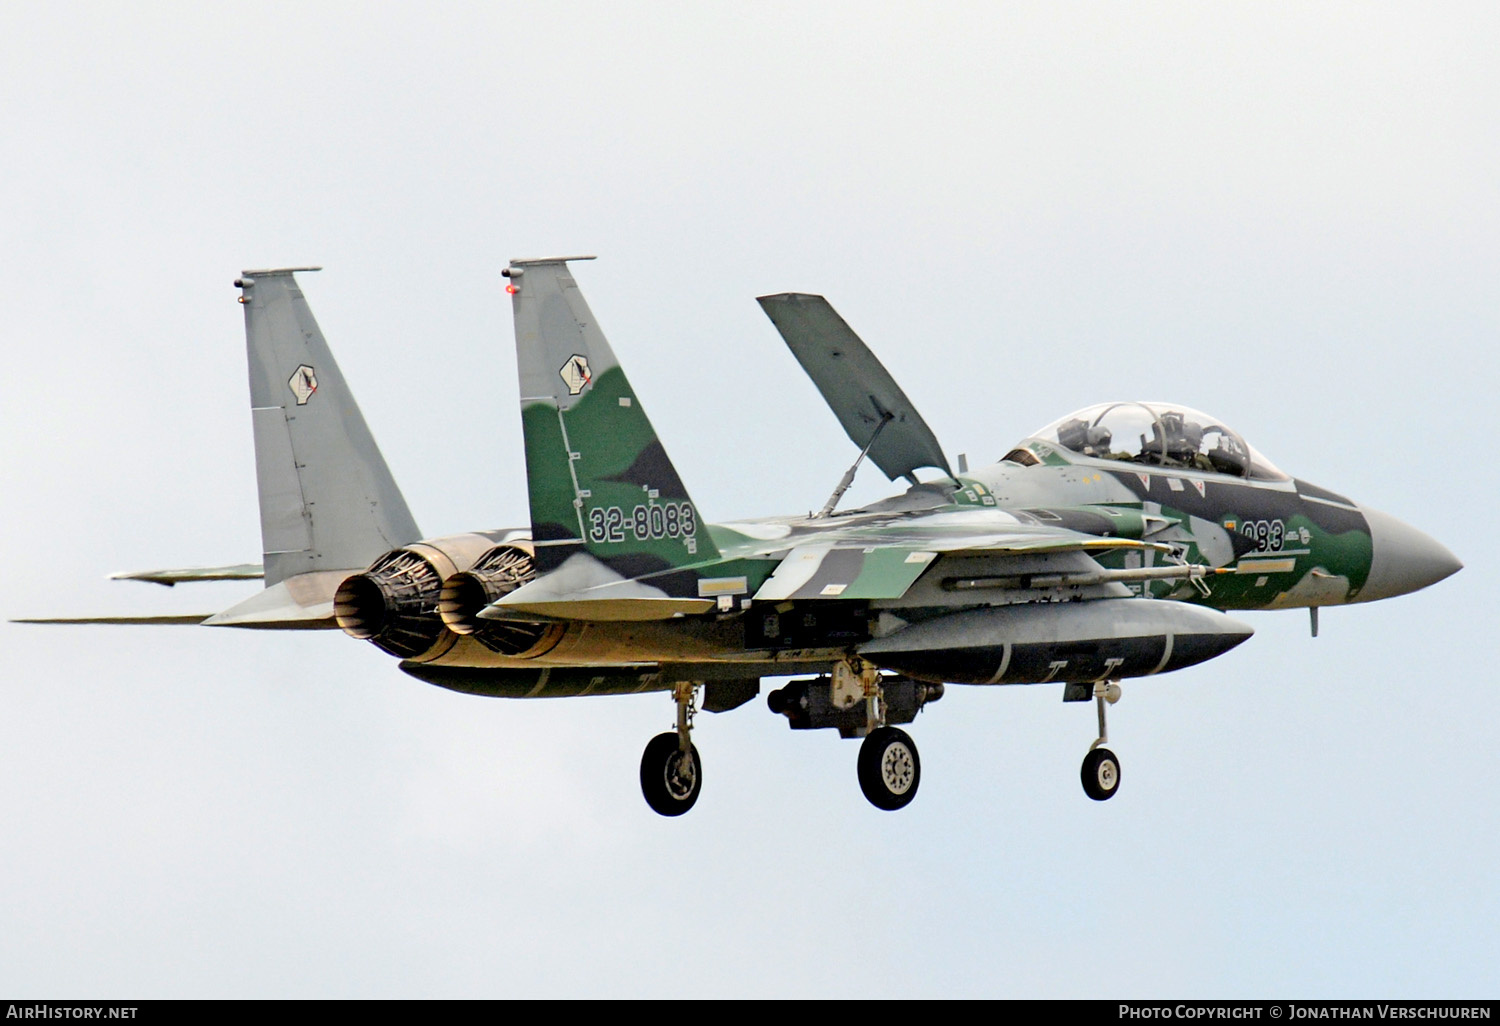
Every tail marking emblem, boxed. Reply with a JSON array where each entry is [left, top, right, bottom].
[[560, 355, 591, 396], [289, 365, 318, 405]]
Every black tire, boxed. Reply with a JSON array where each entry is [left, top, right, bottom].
[[1081, 747, 1121, 801], [640, 732, 702, 817], [857, 726, 921, 811]]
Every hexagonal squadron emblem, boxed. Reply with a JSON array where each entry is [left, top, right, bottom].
[[288, 364, 318, 405], [560, 354, 591, 396]]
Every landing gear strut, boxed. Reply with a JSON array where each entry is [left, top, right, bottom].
[[640, 682, 702, 817], [842, 658, 924, 811], [765, 658, 941, 811], [1081, 680, 1122, 801]]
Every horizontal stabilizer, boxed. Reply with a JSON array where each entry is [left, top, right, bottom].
[[483, 552, 714, 621], [109, 563, 264, 587], [758, 293, 951, 481], [200, 570, 348, 630], [13, 614, 213, 626], [21, 570, 350, 629]]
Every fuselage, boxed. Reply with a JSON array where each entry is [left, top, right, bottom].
[[399, 430, 1459, 697]]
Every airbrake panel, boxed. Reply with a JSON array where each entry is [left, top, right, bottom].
[[758, 293, 951, 482]]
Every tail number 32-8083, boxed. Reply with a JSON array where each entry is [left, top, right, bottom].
[[588, 503, 696, 543]]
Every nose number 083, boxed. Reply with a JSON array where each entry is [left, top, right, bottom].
[[1240, 518, 1286, 553]]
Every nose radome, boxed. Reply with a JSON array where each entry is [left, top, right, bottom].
[[1357, 507, 1463, 602]]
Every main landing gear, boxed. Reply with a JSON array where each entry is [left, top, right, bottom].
[[1081, 680, 1122, 802], [640, 681, 702, 817], [766, 658, 940, 812], [827, 658, 925, 812], [642, 661, 942, 816], [858, 726, 920, 811]]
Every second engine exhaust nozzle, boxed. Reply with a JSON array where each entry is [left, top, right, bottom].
[[437, 544, 560, 657]]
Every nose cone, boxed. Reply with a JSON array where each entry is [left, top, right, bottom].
[[1357, 507, 1463, 602]]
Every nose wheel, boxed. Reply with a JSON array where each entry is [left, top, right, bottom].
[[1081, 680, 1122, 802], [1081, 746, 1121, 801]]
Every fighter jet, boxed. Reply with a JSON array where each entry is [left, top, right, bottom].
[[21, 257, 1461, 815]]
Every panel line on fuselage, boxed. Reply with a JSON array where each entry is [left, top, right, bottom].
[[1299, 493, 1362, 513], [985, 643, 1013, 685], [524, 667, 552, 698], [1149, 633, 1174, 675]]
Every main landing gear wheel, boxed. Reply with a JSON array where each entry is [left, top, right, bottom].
[[858, 726, 921, 811], [1081, 747, 1121, 801], [640, 732, 702, 817]]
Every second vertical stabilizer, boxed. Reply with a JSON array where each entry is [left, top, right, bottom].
[[506, 257, 720, 584], [238, 269, 421, 585]]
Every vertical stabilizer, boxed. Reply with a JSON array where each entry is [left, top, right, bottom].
[[238, 269, 421, 585], [506, 257, 719, 582]]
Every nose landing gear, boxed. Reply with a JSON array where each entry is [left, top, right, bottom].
[[1081, 680, 1122, 801]]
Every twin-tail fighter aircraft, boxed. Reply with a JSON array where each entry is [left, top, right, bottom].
[[23, 257, 1461, 815]]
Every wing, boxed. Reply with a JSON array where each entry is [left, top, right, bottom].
[[483, 512, 1178, 619], [746, 520, 1166, 602], [108, 563, 264, 587], [758, 293, 951, 481]]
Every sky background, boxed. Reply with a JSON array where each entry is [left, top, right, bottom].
[[1, 1, 1495, 998]]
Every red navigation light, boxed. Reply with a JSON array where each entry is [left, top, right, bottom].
[[505, 284, 519, 295]]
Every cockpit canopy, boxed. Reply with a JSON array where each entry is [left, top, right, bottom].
[[1025, 402, 1287, 481]]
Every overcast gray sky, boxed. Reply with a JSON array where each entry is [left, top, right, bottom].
[[1, 1, 1495, 998]]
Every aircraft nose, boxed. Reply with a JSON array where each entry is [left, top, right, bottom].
[[1357, 506, 1462, 602]]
